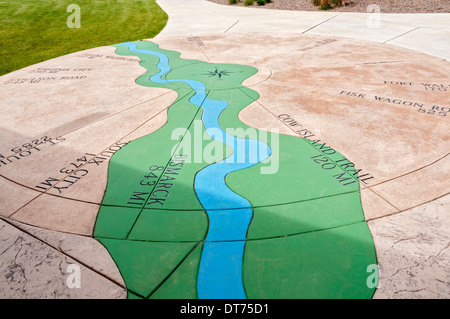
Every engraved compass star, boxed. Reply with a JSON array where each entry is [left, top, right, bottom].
[[203, 68, 233, 79]]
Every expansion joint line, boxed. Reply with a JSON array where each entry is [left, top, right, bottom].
[[301, 13, 341, 34], [383, 27, 420, 44], [224, 20, 239, 33], [0, 216, 126, 289]]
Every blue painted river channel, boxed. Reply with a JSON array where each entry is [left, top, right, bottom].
[[122, 42, 271, 298]]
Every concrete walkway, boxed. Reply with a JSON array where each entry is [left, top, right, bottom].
[[155, 0, 450, 61]]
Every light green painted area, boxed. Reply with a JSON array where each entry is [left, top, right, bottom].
[[243, 223, 377, 299], [166, 62, 258, 91], [98, 238, 196, 298], [150, 243, 204, 299], [99, 94, 234, 211], [247, 191, 363, 240], [128, 209, 208, 242], [94, 206, 141, 240], [100, 89, 201, 208], [127, 291, 143, 299], [210, 87, 262, 134], [94, 41, 377, 299], [226, 132, 361, 206]]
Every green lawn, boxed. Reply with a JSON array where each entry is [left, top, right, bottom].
[[0, 0, 168, 76]]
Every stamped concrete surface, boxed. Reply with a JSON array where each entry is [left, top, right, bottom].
[[369, 194, 450, 298], [0, 1, 449, 299]]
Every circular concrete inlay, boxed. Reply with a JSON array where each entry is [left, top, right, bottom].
[[0, 33, 448, 299]]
